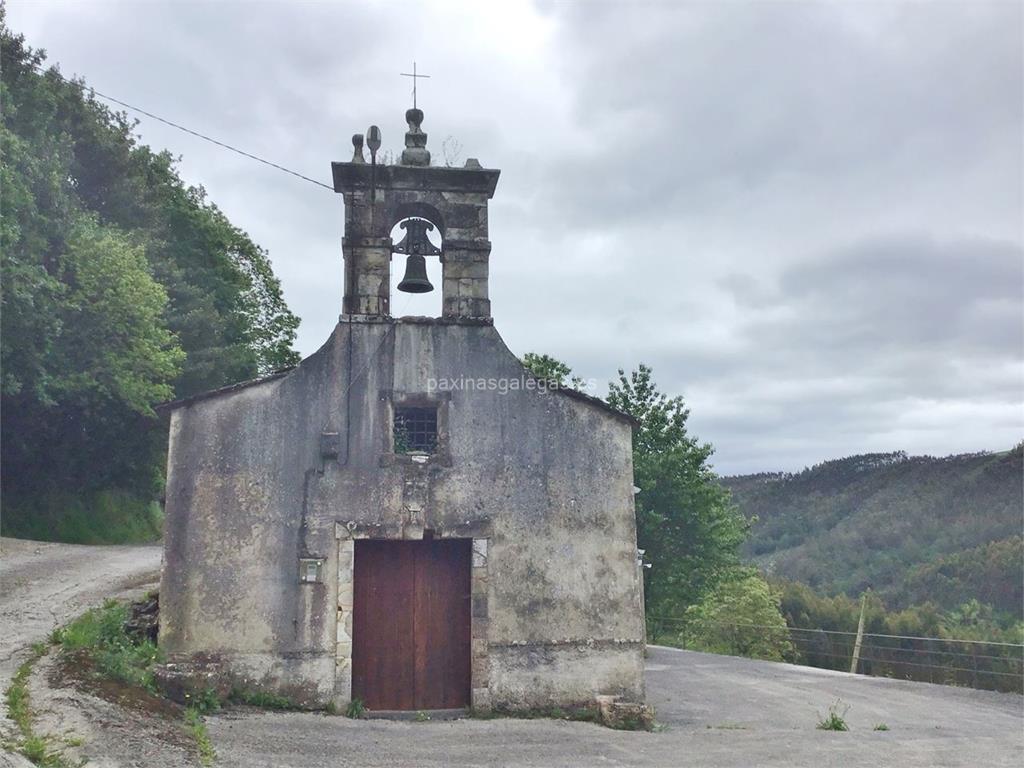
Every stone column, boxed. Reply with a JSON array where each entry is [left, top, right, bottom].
[[342, 235, 392, 317], [442, 239, 491, 319], [334, 532, 355, 705], [470, 537, 491, 711]]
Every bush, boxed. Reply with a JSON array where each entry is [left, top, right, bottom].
[[682, 569, 794, 661], [55, 599, 163, 692]]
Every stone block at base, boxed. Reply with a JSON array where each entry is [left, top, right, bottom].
[[595, 694, 655, 730], [154, 660, 231, 704]]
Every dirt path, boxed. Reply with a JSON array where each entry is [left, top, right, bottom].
[[0, 538, 162, 680], [0, 538, 162, 744]]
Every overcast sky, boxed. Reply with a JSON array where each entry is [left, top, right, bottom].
[[8, 0, 1022, 475]]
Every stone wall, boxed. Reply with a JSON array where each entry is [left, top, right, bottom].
[[160, 318, 645, 709]]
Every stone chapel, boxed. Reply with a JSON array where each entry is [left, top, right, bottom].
[[158, 107, 646, 713]]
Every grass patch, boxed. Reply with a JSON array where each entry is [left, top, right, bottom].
[[229, 687, 296, 710], [187, 688, 222, 714], [816, 699, 850, 731], [54, 599, 220, 765], [3, 644, 75, 767], [184, 708, 216, 767], [53, 599, 164, 693], [873, 722, 890, 731], [1, 488, 163, 544], [6, 651, 41, 741]]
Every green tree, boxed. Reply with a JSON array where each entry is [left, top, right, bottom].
[[0, 17, 299, 397], [607, 364, 749, 618], [683, 569, 793, 661], [521, 352, 583, 388], [52, 217, 184, 413], [0, 14, 301, 539], [2, 214, 184, 496]]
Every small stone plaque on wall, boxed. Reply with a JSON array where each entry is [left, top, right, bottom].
[[299, 558, 324, 584]]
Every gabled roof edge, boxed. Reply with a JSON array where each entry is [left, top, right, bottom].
[[155, 368, 295, 414]]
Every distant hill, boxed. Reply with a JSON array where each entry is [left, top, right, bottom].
[[723, 447, 1023, 616]]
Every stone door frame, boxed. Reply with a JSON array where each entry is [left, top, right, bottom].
[[334, 522, 491, 711]]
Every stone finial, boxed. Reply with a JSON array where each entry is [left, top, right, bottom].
[[351, 134, 366, 164], [400, 108, 431, 166]]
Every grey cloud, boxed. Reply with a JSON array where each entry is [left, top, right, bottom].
[[757, 235, 1023, 361], [533, 2, 1022, 233], [652, 235, 1024, 472]]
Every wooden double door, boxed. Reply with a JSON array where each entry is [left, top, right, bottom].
[[352, 539, 472, 711]]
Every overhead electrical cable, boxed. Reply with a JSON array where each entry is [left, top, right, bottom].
[[33, 63, 334, 191]]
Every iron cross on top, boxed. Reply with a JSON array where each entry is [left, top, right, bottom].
[[400, 62, 430, 109]]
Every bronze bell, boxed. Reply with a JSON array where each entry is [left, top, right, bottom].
[[397, 254, 433, 293], [394, 218, 440, 294]]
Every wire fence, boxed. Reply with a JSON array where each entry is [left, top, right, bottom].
[[648, 617, 1024, 694]]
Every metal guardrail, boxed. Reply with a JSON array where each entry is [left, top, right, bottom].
[[648, 617, 1024, 694]]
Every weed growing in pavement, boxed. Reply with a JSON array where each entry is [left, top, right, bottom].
[[229, 686, 297, 710], [816, 699, 850, 731], [184, 707, 216, 766], [346, 698, 366, 718]]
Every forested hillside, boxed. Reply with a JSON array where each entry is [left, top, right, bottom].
[[723, 447, 1023, 618], [1, 16, 300, 541]]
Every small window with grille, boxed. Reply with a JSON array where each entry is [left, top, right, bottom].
[[393, 406, 438, 454]]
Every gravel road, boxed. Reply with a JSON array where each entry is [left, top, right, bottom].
[[0, 539, 161, 740], [2, 540, 1022, 767], [0, 538, 162, 679], [206, 646, 1023, 768]]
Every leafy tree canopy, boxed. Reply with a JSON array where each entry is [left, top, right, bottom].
[[607, 363, 750, 617], [521, 352, 584, 388], [682, 569, 793, 661], [1, 14, 300, 515]]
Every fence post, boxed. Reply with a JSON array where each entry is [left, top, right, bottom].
[[970, 642, 978, 689], [849, 591, 868, 674]]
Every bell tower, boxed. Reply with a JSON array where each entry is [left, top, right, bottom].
[[332, 108, 500, 320]]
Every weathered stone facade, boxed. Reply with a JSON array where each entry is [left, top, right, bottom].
[[159, 109, 646, 712]]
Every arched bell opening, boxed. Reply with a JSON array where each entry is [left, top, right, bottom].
[[389, 216, 443, 317]]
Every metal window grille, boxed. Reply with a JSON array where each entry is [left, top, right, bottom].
[[394, 406, 437, 453]]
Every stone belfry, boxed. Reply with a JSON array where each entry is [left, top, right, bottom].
[[332, 107, 500, 319]]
